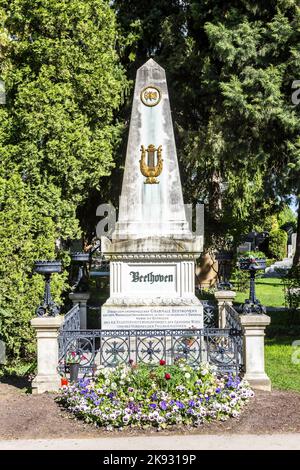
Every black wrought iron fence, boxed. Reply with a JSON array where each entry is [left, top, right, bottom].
[[225, 303, 243, 367], [60, 303, 80, 332], [203, 301, 218, 327], [225, 303, 242, 331], [58, 327, 243, 375], [58, 299, 243, 376]]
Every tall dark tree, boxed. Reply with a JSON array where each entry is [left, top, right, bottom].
[[115, 0, 300, 253]]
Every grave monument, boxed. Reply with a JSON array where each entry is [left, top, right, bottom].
[[101, 59, 203, 329]]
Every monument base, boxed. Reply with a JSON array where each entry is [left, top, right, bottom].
[[101, 304, 203, 330], [100, 250, 203, 330]]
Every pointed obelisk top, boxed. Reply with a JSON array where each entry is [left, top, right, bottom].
[[138, 58, 164, 71], [104, 59, 202, 253]]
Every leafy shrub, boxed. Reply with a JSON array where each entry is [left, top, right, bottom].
[[57, 361, 254, 429], [195, 287, 216, 301], [0, 174, 71, 360], [268, 229, 288, 260], [231, 267, 249, 292], [266, 258, 276, 268], [282, 266, 300, 309], [0, 1, 128, 361], [238, 251, 266, 259]]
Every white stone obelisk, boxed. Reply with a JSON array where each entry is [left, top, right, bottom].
[[101, 59, 203, 329]]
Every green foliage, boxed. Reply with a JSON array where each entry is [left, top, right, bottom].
[[255, 205, 297, 234], [0, 359, 36, 379], [1, 0, 127, 199], [0, 0, 128, 360], [258, 214, 280, 233], [115, 0, 300, 249], [238, 251, 266, 259], [266, 258, 277, 268], [0, 172, 70, 358], [278, 205, 297, 229], [231, 267, 249, 293], [282, 266, 300, 308], [267, 307, 300, 329], [268, 229, 288, 260]]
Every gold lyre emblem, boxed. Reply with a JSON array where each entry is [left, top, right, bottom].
[[139, 144, 163, 184]]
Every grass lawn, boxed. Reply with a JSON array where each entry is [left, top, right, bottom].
[[265, 336, 300, 392], [234, 277, 285, 308]]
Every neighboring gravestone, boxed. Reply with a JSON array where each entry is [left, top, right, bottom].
[[0, 80, 5, 105], [291, 233, 297, 257], [101, 59, 203, 329], [0, 340, 6, 364], [237, 242, 252, 254]]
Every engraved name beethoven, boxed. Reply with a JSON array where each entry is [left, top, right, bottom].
[[130, 271, 173, 283]]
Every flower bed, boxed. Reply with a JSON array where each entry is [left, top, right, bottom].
[[57, 360, 254, 430]]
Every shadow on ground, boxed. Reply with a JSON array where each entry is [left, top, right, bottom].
[[0, 374, 31, 393]]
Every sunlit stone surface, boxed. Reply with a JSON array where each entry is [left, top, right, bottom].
[[101, 59, 203, 329]]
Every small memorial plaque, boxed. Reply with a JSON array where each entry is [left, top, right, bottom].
[[102, 306, 203, 330], [124, 264, 177, 295]]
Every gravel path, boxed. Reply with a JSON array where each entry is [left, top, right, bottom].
[[1, 434, 300, 450]]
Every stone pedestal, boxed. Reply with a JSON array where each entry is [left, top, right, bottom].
[[240, 314, 271, 391], [31, 316, 63, 394], [101, 253, 203, 329], [215, 290, 236, 328], [69, 292, 90, 329]]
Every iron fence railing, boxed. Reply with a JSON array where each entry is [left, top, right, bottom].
[[225, 303, 243, 367], [58, 327, 243, 375], [58, 300, 243, 376], [60, 304, 80, 333], [203, 301, 218, 327], [225, 303, 242, 331]]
